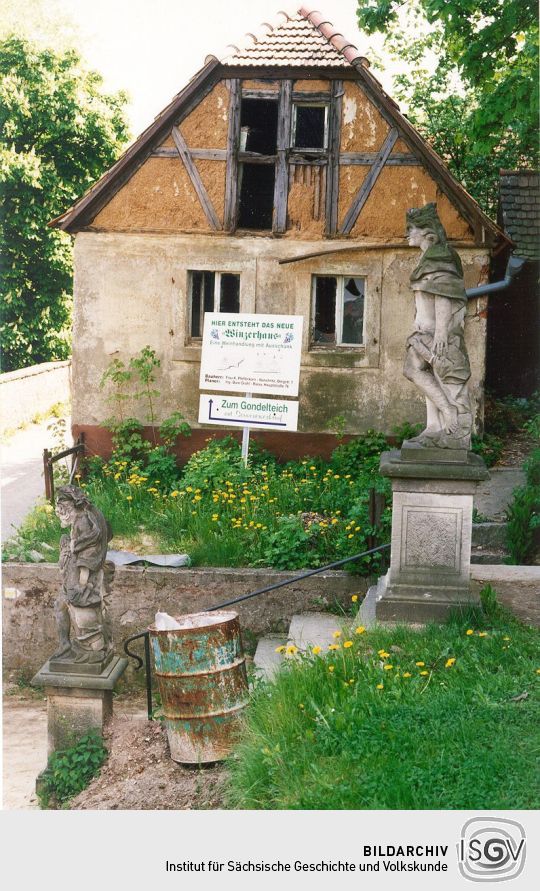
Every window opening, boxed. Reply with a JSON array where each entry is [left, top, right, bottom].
[[312, 275, 365, 346], [238, 164, 275, 230], [293, 104, 328, 150], [189, 271, 240, 338], [240, 98, 278, 154]]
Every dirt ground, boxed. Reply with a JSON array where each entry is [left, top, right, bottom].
[[71, 705, 228, 811]]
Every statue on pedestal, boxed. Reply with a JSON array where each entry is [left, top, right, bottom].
[[52, 485, 113, 666], [403, 203, 472, 450]]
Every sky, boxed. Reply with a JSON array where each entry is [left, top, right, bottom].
[[1, 0, 398, 137]]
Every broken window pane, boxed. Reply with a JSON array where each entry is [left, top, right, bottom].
[[312, 275, 365, 347], [238, 163, 275, 230], [313, 276, 337, 344], [189, 271, 239, 337], [341, 277, 364, 344], [220, 273, 240, 313], [240, 98, 278, 154], [294, 105, 327, 149]]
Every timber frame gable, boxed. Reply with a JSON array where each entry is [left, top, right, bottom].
[[51, 8, 508, 249]]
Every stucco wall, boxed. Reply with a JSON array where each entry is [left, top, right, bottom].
[[0, 361, 71, 432], [2, 563, 366, 674], [71, 231, 488, 438]]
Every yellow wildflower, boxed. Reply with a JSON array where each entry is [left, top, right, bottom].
[[351, 594, 358, 603], [126, 496, 132, 501], [379, 651, 390, 659], [477, 631, 488, 637], [170, 490, 179, 497], [415, 661, 425, 667], [503, 636, 511, 641], [355, 626, 366, 635], [328, 666, 335, 673], [275, 645, 286, 654], [332, 630, 342, 638], [312, 646, 322, 655], [419, 670, 428, 676], [299, 703, 305, 709], [328, 643, 340, 651], [402, 672, 412, 678], [445, 657, 456, 668], [383, 664, 393, 671], [286, 645, 298, 655], [376, 683, 384, 690], [466, 629, 474, 636], [343, 641, 353, 649]]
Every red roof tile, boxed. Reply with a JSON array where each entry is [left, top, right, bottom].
[[221, 8, 368, 69]]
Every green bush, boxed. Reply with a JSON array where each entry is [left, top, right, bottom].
[[38, 732, 107, 808], [506, 450, 540, 564], [330, 430, 388, 476], [255, 515, 310, 570], [471, 433, 504, 467]]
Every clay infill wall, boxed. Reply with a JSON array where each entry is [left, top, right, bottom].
[[2, 563, 368, 676]]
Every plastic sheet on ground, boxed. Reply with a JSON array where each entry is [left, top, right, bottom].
[[106, 550, 190, 567]]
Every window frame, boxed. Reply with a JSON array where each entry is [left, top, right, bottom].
[[310, 274, 366, 348], [188, 270, 240, 341], [291, 102, 329, 152]]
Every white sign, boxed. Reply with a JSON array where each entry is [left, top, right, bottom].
[[199, 313, 303, 396], [199, 394, 299, 431]]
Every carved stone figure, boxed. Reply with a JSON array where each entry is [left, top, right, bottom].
[[403, 203, 473, 450], [52, 485, 114, 665]]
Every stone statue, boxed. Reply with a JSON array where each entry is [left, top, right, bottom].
[[403, 203, 473, 450], [52, 485, 114, 665]]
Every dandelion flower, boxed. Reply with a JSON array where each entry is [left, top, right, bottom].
[[415, 661, 425, 667], [503, 636, 511, 641], [419, 670, 428, 676], [351, 594, 358, 603], [355, 626, 366, 635], [466, 629, 474, 636], [332, 630, 342, 638], [286, 645, 298, 655], [445, 658, 456, 668], [478, 631, 488, 637], [275, 645, 286, 654], [170, 491, 179, 497], [312, 646, 322, 655], [379, 651, 390, 659], [383, 664, 393, 671], [298, 703, 305, 709], [343, 641, 353, 649], [126, 495, 132, 501], [328, 643, 340, 651], [376, 683, 384, 690], [402, 672, 412, 678], [328, 666, 335, 673]]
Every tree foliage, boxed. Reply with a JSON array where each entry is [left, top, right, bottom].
[[357, 0, 538, 215], [0, 37, 130, 371]]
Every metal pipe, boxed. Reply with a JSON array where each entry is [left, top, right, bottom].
[[466, 255, 526, 298]]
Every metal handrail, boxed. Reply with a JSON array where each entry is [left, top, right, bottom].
[[122, 542, 390, 720]]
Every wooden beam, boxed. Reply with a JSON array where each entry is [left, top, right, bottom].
[[241, 88, 279, 100], [152, 147, 227, 160], [171, 126, 221, 230], [273, 79, 293, 234], [339, 128, 399, 235], [292, 91, 331, 103], [324, 80, 343, 236], [224, 78, 241, 231], [238, 151, 276, 164], [340, 151, 420, 165]]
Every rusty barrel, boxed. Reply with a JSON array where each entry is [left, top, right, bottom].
[[148, 611, 249, 763]]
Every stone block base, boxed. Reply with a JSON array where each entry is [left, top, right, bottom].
[[373, 574, 479, 623], [32, 655, 127, 755]]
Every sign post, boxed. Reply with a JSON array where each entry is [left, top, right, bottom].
[[199, 313, 303, 463]]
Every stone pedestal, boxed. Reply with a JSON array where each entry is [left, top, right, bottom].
[[373, 448, 489, 622], [32, 655, 128, 755]]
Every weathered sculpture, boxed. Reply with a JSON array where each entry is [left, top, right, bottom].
[[52, 485, 113, 666], [404, 203, 472, 450]]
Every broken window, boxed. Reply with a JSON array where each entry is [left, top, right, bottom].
[[189, 271, 240, 338], [237, 97, 278, 230], [312, 275, 365, 346], [292, 104, 328, 150]]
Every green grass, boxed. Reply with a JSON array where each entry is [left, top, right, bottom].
[[226, 589, 540, 809]]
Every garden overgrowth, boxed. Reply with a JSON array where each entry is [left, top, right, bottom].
[[226, 588, 540, 809]]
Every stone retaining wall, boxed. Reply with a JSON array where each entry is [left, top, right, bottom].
[[0, 361, 71, 431], [2, 563, 367, 675]]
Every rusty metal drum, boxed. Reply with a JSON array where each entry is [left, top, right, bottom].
[[149, 611, 249, 763]]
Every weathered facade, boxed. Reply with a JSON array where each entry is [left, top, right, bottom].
[[53, 7, 508, 459]]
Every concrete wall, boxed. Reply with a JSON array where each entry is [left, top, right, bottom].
[[2, 562, 367, 675], [0, 361, 71, 432], [71, 232, 488, 438]]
